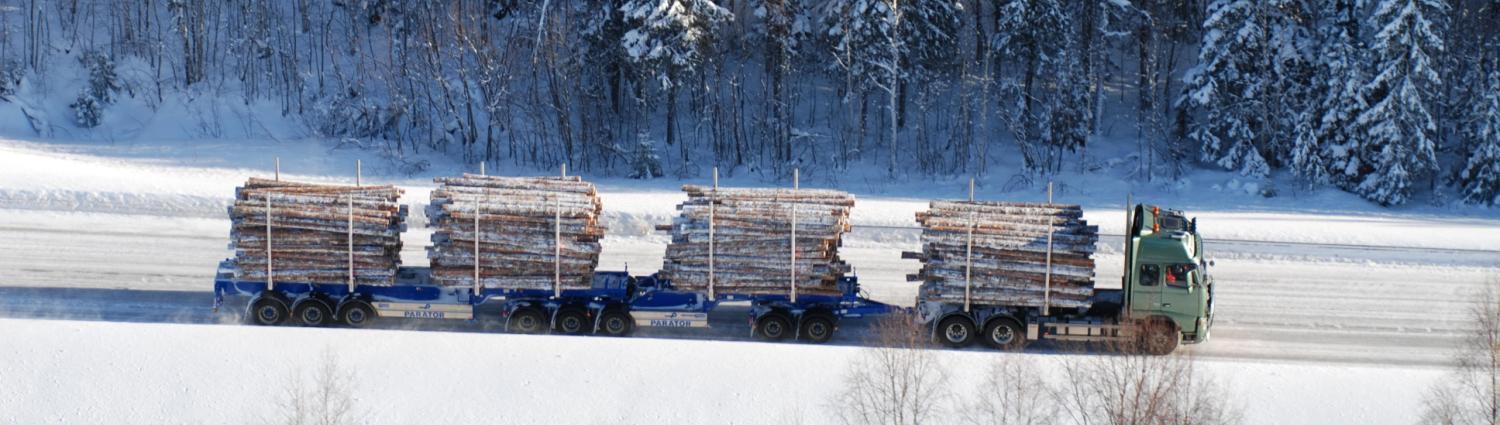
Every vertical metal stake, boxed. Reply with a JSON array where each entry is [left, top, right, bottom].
[[356, 160, 362, 186], [347, 195, 355, 293], [790, 169, 798, 304], [480, 162, 486, 176], [474, 190, 483, 297], [965, 178, 974, 313], [709, 167, 718, 300], [1043, 181, 1054, 316], [265, 194, 274, 291], [274, 157, 281, 181], [554, 194, 562, 298]]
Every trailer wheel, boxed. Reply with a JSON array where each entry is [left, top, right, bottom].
[[756, 313, 792, 341], [1141, 320, 1180, 355], [982, 318, 1026, 351], [598, 310, 633, 336], [248, 296, 289, 326], [800, 315, 836, 344], [293, 299, 334, 327], [937, 316, 977, 348], [337, 300, 376, 328], [555, 309, 590, 335], [509, 307, 547, 334]]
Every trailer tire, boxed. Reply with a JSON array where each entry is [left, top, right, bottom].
[[1141, 320, 1180, 355], [982, 317, 1026, 351], [555, 309, 591, 335], [799, 315, 836, 344], [756, 313, 793, 341], [936, 316, 977, 348], [292, 299, 334, 327], [509, 307, 547, 334], [337, 300, 376, 328], [598, 310, 633, 337], [248, 296, 289, 326]]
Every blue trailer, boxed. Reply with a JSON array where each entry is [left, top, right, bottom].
[[213, 260, 902, 343]]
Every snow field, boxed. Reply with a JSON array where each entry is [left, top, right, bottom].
[[0, 317, 1443, 425]]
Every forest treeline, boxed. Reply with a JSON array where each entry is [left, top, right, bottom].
[[0, 1, 1497, 206]]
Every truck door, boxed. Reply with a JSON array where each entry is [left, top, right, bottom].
[[1130, 264, 1162, 316], [1157, 264, 1200, 334]]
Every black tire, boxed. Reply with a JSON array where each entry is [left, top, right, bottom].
[[509, 307, 548, 334], [555, 309, 591, 335], [982, 317, 1027, 351], [337, 299, 376, 328], [799, 315, 836, 344], [598, 310, 633, 337], [1141, 320, 1180, 355], [248, 296, 289, 326], [936, 315, 977, 348], [292, 299, 334, 327], [756, 313, 793, 341]]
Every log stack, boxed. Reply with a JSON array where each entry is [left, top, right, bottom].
[[906, 201, 1099, 309], [426, 174, 605, 290], [658, 185, 855, 296], [228, 178, 406, 286]]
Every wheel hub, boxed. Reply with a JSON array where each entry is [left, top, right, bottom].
[[946, 324, 968, 342], [992, 326, 1014, 344]]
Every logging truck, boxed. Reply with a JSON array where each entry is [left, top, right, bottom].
[[916, 204, 1215, 355]]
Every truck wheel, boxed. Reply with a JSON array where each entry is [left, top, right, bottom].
[[555, 309, 590, 335], [937, 316, 977, 348], [293, 299, 334, 327], [248, 296, 289, 326], [337, 300, 376, 328], [1141, 320, 1180, 355], [983, 318, 1026, 351], [799, 315, 836, 344], [509, 307, 547, 334], [756, 313, 792, 341], [598, 310, 633, 337]]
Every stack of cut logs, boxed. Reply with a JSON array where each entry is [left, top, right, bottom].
[[658, 185, 855, 296], [426, 174, 605, 290], [228, 178, 406, 286], [905, 201, 1099, 309]]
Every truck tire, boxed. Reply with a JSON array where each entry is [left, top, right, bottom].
[[799, 315, 836, 344], [555, 309, 590, 335], [509, 307, 547, 334], [756, 313, 792, 341], [292, 299, 334, 327], [248, 296, 289, 326], [598, 310, 633, 337], [982, 318, 1026, 351], [936, 316, 977, 348], [337, 300, 376, 328], [1141, 320, 1180, 355]]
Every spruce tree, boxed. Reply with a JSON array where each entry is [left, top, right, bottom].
[[1186, 0, 1270, 178], [1354, 0, 1446, 205], [1459, 63, 1500, 205]]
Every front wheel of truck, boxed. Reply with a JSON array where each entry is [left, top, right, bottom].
[[1141, 320, 1180, 355]]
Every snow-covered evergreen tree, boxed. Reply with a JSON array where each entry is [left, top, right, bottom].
[[621, 0, 733, 147], [1459, 64, 1500, 205], [69, 52, 119, 128], [993, 0, 1089, 173], [1186, 0, 1270, 178], [1353, 0, 1446, 205], [1293, 0, 1366, 186], [1263, 0, 1316, 167]]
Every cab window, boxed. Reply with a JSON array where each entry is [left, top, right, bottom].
[[1139, 264, 1160, 286], [1165, 264, 1194, 288]]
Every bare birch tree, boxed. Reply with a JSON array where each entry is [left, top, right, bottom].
[[832, 312, 952, 425], [1420, 280, 1500, 425]]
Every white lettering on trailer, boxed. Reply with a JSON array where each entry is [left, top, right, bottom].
[[633, 311, 710, 328], [374, 302, 473, 320]]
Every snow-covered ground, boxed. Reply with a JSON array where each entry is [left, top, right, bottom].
[[0, 317, 1443, 425], [1, 135, 1498, 423]]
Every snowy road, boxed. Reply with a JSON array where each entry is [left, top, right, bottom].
[[1, 209, 1492, 367]]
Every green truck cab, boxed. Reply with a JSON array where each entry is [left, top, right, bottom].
[[917, 203, 1215, 355]]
